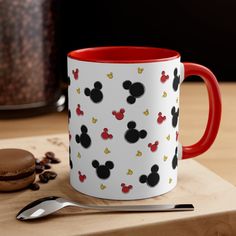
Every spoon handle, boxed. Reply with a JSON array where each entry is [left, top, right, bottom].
[[77, 203, 194, 212]]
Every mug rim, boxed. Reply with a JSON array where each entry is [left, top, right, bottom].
[[68, 46, 180, 63]]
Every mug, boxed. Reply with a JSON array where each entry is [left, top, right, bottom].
[[67, 46, 221, 200]]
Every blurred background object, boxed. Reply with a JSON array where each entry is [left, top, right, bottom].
[[58, 0, 236, 83], [0, 0, 235, 118], [0, 0, 65, 118]]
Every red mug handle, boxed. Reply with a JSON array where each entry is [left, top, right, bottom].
[[180, 63, 222, 159]]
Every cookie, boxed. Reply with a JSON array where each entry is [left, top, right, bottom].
[[0, 149, 36, 192]]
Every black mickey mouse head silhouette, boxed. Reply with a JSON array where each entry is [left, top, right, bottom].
[[172, 147, 178, 169], [84, 81, 103, 103], [123, 80, 145, 104], [173, 68, 180, 91], [92, 160, 114, 179], [68, 109, 71, 123], [171, 106, 179, 128], [125, 121, 147, 143], [75, 125, 91, 148], [68, 109, 71, 119], [69, 146, 73, 169], [139, 164, 160, 187]]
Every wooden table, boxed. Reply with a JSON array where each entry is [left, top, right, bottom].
[[0, 82, 235, 235]]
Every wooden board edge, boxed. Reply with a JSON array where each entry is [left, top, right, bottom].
[[89, 210, 236, 236]]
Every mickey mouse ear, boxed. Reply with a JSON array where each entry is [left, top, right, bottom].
[[139, 175, 147, 183], [92, 160, 99, 168], [171, 106, 175, 115], [81, 125, 88, 133], [123, 80, 132, 90], [139, 130, 147, 139], [127, 121, 136, 129], [75, 134, 80, 143], [105, 161, 114, 169], [151, 164, 159, 173], [174, 68, 178, 75], [84, 88, 91, 96], [94, 81, 102, 89], [127, 96, 136, 104]]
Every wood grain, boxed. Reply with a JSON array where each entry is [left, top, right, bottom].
[[0, 134, 236, 236]]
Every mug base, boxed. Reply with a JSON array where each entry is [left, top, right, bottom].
[[70, 179, 177, 201]]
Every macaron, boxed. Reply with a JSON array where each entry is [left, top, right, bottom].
[[0, 149, 36, 192]]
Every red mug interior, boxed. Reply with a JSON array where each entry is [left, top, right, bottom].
[[68, 46, 180, 63]]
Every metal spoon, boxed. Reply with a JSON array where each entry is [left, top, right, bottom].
[[16, 196, 194, 221]]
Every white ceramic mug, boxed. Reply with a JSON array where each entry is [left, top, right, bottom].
[[67, 46, 221, 200]]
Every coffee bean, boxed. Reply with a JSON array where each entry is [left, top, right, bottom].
[[44, 152, 61, 164], [45, 152, 55, 159], [43, 171, 57, 180], [35, 164, 44, 174], [44, 164, 51, 169], [39, 173, 49, 183], [29, 183, 40, 191], [43, 157, 52, 164], [50, 158, 61, 164], [33, 152, 60, 188], [40, 158, 51, 166]]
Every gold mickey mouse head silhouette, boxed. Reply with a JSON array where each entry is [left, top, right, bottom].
[[127, 169, 133, 175], [138, 67, 144, 74], [100, 184, 106, 190], [162, 91, 167, 97], [107, 72, 113, 79], [143, 109, 149, 116], [92, 117, 98, 124], [166, 135, 170, 141], [76, 88, 80, 94], [163, 155, 168, 161], [136, 150, 142, 157], [104, 147, 111, 154]]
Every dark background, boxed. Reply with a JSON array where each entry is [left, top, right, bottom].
[[58, 0, 236, 82]]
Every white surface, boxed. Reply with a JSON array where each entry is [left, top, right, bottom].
[[68, 58, 182, 199]]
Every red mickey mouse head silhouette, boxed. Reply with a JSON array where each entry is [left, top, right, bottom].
[[101, 128, 113, 140], [72, 68, 79, 80], [112, 108, 125, 120], [157, 112, 166, 124], [160, 71, 169, 83], [76, 104, 84, 116], [121, 183, 133, 193], [148, 141, 159, 152], [78, 171, 86, 182]]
